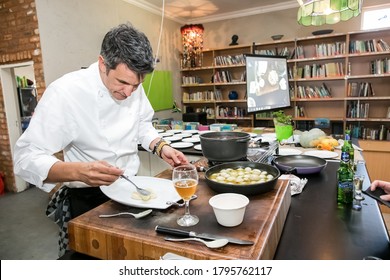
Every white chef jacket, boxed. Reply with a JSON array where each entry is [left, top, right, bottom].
[[13, 62, 159, 192]]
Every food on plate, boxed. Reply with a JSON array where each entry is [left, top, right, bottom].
[[209, 167, 274, 185], [131, 188, 156, 201]]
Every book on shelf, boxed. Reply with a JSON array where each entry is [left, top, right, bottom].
[[347, 82, 374, 97], [347, 101, 369, 118], [314, 41, 346, 57]]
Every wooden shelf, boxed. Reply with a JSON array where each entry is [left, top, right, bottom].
[[180, 28, 390, 133]]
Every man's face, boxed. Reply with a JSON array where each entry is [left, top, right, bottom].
[[98, 56, 143, 101]]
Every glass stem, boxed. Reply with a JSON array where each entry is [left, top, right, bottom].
[[184, 200, 190, 216]]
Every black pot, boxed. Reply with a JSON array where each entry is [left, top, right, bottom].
[[204, 161, 280, 196], [199, 132, 250, 162], [272, 155, 327, 175]]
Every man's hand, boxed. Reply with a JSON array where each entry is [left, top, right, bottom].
[[160, 145, 189, 167]]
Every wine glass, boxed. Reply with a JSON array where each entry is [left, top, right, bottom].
[[172, 164, 199, 227], [352, 174, 365, 211], [353, 174, 365, 201]]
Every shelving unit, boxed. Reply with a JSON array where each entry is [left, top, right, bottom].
[[181, 45, 253, 126], [180, 28, 390, 138]]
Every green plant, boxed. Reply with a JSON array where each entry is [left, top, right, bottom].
[[272, 110, 293, 126]]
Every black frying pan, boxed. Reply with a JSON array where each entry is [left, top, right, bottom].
[[204, 161, 280, 196], [272, 155, 327, 175]]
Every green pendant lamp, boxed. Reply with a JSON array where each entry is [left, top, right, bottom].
[[297, 0, 362, 26]]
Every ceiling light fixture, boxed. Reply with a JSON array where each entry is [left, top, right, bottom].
[[180, 24, 204, 68], [297, 0, 362, 26]]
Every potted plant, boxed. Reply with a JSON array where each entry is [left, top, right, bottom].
[[272, 110, 293, 141]]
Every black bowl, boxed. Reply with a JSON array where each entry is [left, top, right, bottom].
[[204, 161, 280, 196]]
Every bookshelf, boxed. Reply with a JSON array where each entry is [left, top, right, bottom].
[[181, 45, 253, 126], [253, 28, 390, 139], [180, 28, 390, 139]]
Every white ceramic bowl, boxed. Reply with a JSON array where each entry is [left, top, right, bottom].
[[208, 193, 249, 227]]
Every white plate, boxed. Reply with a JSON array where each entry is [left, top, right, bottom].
[[278, 148, 302, 156], [182, 137, 200, 143], [166, 129, 183, 134], [261, 133, 276, 137], [163, 136, 182, 142], [159, 132, 174, 137], [175, 133, 192, 138], [194, 144, 202, 151], [170, 142, 194, 149], [100, 176, 181, 209], [303, 150, 338, 159], [183, 130, 199, 134], [198, 131, 212, 135], [156, 129, 165, 133]]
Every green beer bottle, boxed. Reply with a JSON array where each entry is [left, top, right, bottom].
[[337, 131, 354, 204], [345, 129, 355, 170]]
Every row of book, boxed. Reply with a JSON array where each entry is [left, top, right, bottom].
[[349, 39, 390, 53], [182, 76, 202, 85], [296, 84, 332, 99], [212, 70, 247, 83], [293, 62, 344, 79], [215, 106, 247, 118], [254, 47, 294, 59], [214, 54, 246, 66], [347, 82, 375, 97], [314, 42, 346, 57], [346, 101, 370, 118], [184, 106, 215, 118], [370, 58, 390, 75], [296, 42, 346, 59], [182, 89, 224, 101]]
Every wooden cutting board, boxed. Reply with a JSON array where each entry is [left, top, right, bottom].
[[68, 170, 291, 260]]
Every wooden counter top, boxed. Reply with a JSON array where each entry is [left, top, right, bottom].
[[68, 170, 290, 260]]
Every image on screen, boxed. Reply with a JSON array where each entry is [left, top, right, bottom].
[[245, 54, 291, 113]]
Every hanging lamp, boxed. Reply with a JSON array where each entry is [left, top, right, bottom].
[[180, 24, 204, 68], [297, 0, 362, 26]]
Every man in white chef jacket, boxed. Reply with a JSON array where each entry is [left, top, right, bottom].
[[13, 23, 188, 257]]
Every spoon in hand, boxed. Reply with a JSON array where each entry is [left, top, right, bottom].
[[120, 174, 151, 197], [164, 237, 229, 249]]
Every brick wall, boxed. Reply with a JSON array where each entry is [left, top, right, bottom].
[[0, 0, 46, 192]]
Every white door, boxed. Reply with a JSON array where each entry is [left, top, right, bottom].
[[0, 62, 34, 192]]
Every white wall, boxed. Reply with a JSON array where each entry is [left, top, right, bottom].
[[34, 0, 182, 120], [203, 0, 390, 49]]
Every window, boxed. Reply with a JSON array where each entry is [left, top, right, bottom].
[[362, 4, 390, 30]]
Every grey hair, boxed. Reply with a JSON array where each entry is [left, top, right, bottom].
[[100, 23, 154, 75]]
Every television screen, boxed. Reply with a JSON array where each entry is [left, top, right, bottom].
[[245, 54, 290, 113]]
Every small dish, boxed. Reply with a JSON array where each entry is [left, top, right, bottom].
[[166, 129, 183, 134], [163, 136, 182, 142], [209, 193, 249, 227], [170, 142, 194, 149], [194, 144, 202, 151], [278, 148, 302, 156], [303, 150, 338, 159], [182, 137, 200, 143], [271, 34, 284, 40], [175, 133, 192, 138], [312, 29, 333, 36], [183, 129, 199, 134], [159, 132, 174, 137]]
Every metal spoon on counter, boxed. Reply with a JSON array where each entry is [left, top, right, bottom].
[[164, 237, 228, 249], [99, 209, 152, 219]]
